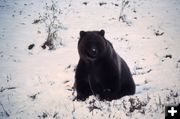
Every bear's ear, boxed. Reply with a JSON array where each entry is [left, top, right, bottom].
[[99, 29, 105, 36], [80, 31, 86, 38]]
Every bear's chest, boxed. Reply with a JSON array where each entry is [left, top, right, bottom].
[[87, 63, 115, 88], [87, 69, 115, 96]]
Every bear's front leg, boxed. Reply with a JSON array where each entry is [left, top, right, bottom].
[[75, 80, 92, 101], [75, 60, 92, 101]]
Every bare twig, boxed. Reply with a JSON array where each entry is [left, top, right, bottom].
[[0, 102, 10, 117], [72, 102, 76, 119]]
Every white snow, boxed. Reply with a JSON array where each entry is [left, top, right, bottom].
[[0, 0, 180, 119]]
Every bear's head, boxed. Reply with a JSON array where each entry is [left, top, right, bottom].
[[78, 30, 107, 61]]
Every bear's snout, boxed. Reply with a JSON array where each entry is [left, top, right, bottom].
[[88, 48, 97, 58]]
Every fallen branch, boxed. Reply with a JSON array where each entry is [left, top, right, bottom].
[[0, 87, 16, 92]]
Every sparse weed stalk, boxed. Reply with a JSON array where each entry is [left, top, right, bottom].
[[119, 0, 129, 21], [119, 0, 131, 25], [40, 0, 64, 50]]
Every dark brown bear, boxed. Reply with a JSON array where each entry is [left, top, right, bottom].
[[75, 29, 135, 101]]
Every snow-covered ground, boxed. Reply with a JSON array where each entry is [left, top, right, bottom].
[[0, 0, 180, 118]]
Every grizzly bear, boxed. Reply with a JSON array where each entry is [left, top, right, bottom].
[[75, 29, 135, 101]]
